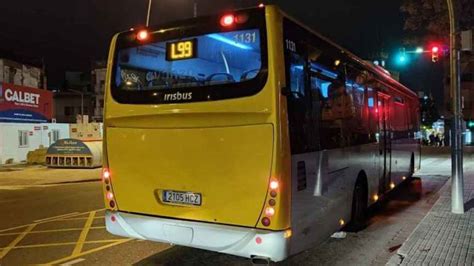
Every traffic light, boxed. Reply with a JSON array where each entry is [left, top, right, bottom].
[[396, 47, 408, 66], [431, 46, 440, 62], [468, 120, 474, 129]]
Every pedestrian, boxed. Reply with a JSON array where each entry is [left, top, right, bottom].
[[434, 134, 440, 147], [429, 133, 435, 146], [438, 134, 444, 147]]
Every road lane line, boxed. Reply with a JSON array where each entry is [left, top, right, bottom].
[[58, 216, 105, 221], [45, 239, 132, 265], [34, 212, 80, 222], [72, 211, 96, 256], [0, 208, 105, 233], [61, 258, 85, 265], [0, 239, 126, 250], [0, 226, 106, 236], [0, 223, 36, 259]]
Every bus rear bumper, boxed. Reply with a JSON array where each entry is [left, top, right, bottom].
[[105, 210, 289, 262]]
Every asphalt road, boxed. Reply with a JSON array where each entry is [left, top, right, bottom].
[[0, 153, 451, 265]]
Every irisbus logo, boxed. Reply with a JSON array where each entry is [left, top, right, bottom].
[[163, 91, 193, 102]]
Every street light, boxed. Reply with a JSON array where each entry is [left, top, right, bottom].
[[415, 47, 424, 53]]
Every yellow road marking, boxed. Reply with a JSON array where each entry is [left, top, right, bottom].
[[0, 208, 105, 233], [0, 224, 30, 234], [34, 212, 80, 223], [58, 216, 105, 221], [0, 239, 127, 250], [0, 226, 106, 237], [61, 258, 85, 265], [71, 211, 96, 256], [45, 239, 132, 265], [0, 224, 36, 259]]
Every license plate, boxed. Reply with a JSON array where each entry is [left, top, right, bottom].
[[163, 190, 202, 206]]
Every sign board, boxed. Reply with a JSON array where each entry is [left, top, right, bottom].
[[0, 82, 53, 123], [461, 30, 472, 51], [47, 139, 92, 155]]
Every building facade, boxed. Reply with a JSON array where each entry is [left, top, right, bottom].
[[0, 122, 70, 164], [91, 62, 106, 122]]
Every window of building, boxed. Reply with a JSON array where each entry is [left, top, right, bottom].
[[64, 106, 75, 116], [18, 130, 29, 147], [52, 130, 60, 143]]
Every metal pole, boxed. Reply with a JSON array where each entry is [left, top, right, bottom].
[[447, 0, 464, 214], [193, 0, 198, 18], [146, 0, 152, 26], [81, 92, 84, 118]]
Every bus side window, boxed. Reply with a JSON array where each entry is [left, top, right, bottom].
[[285, 51, 312, 154]]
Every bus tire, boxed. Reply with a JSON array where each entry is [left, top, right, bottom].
[[346, 177, 368, 232]]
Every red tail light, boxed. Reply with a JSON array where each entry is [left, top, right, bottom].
[[137, 30, 149, 41], [102, 168, 111, 183], [220, 15, 235, 27], [261, 217, 271, 226]]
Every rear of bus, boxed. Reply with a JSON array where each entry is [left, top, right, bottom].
[[102, 6, 291, 261]]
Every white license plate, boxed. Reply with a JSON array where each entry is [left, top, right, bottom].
[[163, 190, 202, 206]]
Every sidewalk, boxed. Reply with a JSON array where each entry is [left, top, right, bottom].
[[0, 165, 101, 187], [388, 155, 474, 265]]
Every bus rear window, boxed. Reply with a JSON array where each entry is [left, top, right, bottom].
[[116, 29, 262, 91]]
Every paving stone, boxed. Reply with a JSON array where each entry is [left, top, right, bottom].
[[388, 168, 474, 266]]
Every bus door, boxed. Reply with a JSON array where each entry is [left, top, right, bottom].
[[377, 92, 391, 193]]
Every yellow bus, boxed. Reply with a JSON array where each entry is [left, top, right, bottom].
[[102, 5, 420, 262]]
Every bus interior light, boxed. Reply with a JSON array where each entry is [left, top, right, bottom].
[[137, 30, 149, 41], [220, 15, 235, 27]]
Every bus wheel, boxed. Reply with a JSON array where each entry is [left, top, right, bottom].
[[346, 179, 368, 232]]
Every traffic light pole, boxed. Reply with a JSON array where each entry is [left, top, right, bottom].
[[447, 0, 464, 214]]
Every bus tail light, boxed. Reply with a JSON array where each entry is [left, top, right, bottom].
[[137, 30, 149, 41], [270, 180, 279, 190], [261, 217, 271, 227], [220, 15, 235, 27], [102, 168, 111, 183], [106, 191, 114, 200], [265, 207, 275, 217]]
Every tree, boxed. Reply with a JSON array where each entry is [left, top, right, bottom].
[[400, 0, 473, 44]]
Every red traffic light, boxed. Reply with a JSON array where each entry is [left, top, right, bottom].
[[431, 46, 439, 53]]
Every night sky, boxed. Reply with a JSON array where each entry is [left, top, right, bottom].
[[0, 0, 443, 104]]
